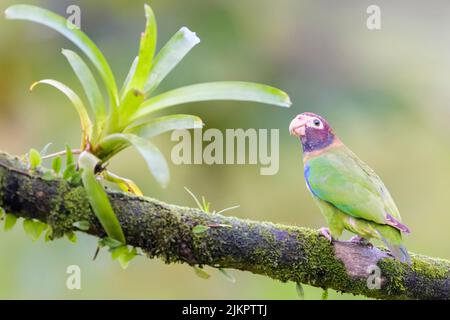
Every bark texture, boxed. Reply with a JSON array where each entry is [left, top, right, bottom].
[[0, 151, 449, 300]]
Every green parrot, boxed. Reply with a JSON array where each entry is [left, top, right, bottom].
[[289, 112, 411, 264]]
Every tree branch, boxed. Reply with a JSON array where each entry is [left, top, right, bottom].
[[0, 151, 449, 300]]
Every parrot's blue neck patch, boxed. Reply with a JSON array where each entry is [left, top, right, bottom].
[[303, 164, 318, 197]]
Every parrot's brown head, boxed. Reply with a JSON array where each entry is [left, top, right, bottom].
[[289, 112, 336, 153]]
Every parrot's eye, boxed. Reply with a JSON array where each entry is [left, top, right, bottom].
[[313, 119, 321, 126]]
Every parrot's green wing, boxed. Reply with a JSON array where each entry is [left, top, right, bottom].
[[305, 145, 407, 231]]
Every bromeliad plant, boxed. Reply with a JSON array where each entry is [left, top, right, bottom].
[[5, 4, 291, 248]]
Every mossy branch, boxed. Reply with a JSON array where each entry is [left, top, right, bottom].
[[0, 151, 449, 300]]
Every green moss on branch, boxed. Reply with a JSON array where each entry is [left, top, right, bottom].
[[0, 151, 449, 300]]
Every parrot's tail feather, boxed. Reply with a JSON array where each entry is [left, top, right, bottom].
[[386, 214, 410, 234], [376, 231, 412, 265]]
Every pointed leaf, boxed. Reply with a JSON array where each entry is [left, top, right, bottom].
[[98, 134, 170, 187], [65, 231, 77, 243], [144, 27, 200, 94], [39, 142, 52, 156], [28, 148, 42, 169], [131, 81, 292, 122], [4, 214, 17, 231], [193, 266, 211, 279], [184, 187, 203, 211], [30, 80, 92, 148], [79, 151, 126, 243], [23, 219, 47, 242], [296, 282, 305, 299], [52, 157, 62, 174], [103, 171, 143, 196], [5, 5, 119, 105], [111, 245, 129, 260], [192, 225, 210, 234], [98, 237, 124, 250], [218, 268, 236, 283], [125, 114, 203, 138], [125, 4, 157, 92], [72, 220, 90, 231], [117, 246, 137, 269], [120, 56, 138, 99], [119, 5, 157, 121], [62, 49, 106, 133]]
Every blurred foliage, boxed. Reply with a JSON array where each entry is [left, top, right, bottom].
[[1, 0, 450, 299]]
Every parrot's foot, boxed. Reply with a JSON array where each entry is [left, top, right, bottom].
[[318, 227, 333, 242], [350, 235, 373, 248]]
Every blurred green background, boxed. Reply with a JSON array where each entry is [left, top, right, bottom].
[[1, 0, 449, 299]]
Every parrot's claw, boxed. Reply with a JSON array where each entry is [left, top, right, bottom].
[[318, 227, 333, 242], [350, 235, 373, 248]]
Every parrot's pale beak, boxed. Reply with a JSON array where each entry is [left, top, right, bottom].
[[289, 116, 307, 137]]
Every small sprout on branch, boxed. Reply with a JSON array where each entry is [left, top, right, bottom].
[[23, 219, 48, 242], [72, 220, 90, 231], [39, 142, 52, 156], [218, 268, 236, 283], [51, 157, 62, 174], [322, 289, 329, 300], [193, 266, 211, 279], [28, 148, 42, 170], [192, 224, 210, 234], [185, 187, 239, 216], [4, 214, 18, 231], [65, 231, 77, 243], [296, 282, 305, 300]]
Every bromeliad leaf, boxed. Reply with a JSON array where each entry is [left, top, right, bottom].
[[119, 5, 157, 123], [102, 171, 143, 196], [30, 80, 92, 149], [120, 56, 138, 99], [124, 5, 156, 93], [130, 81, 292, 122], [99, 134, 170, 187], [79, 151, 126, 243], [125, 114, 203, 139], [62, 49, 106, 139], [144, 26, 200, 95], [5, 4, 119, 105]]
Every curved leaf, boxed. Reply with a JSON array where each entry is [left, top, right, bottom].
[[125, 4, 157, 92], [131, 81, 292, 122], [30, 79, 92, 148], [144, 27, 200, 95], [78, 151, 126, 243], [5, 4, 119, 105], [120, 56, 139, 99], [99, 133, 170, 187], [125, 114, 203, 138], [102, 170, 143, 196], [119, 5, 157, 121], [62, 49, 106, 138]]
